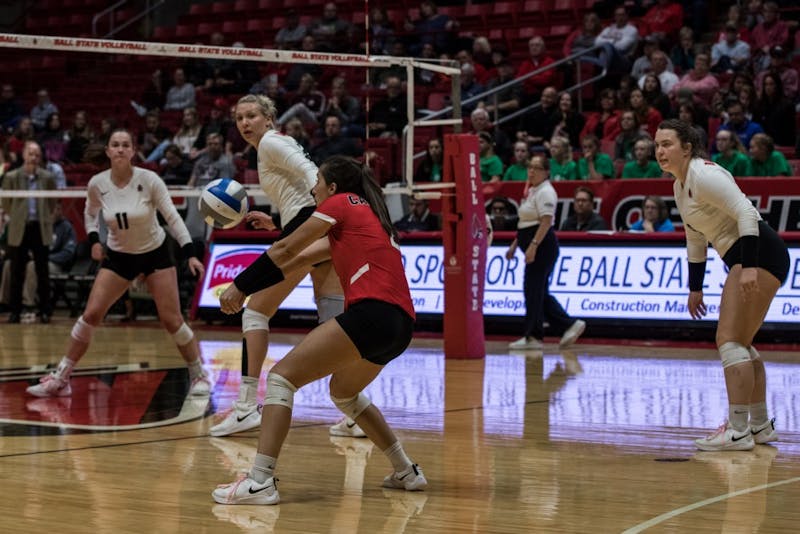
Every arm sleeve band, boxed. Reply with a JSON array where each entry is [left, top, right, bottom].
[[740, 235, 758, 268], [233, 252, 285, 295], [88, 231, 100, 245], [688, 261, 706, 292], [181, 243, 196, 260]]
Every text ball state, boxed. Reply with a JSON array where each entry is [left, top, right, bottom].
[[199, 178, 248, 229]]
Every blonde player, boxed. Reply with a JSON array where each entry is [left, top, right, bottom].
[[26, 130, 210, 397], [210, 95, 364, 438], [655, 118, 789, 451]]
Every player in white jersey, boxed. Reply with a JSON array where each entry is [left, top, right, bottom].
[[655, 119, 789, 452], [26, 130, 211, 398], [209, 94, 365, 438]]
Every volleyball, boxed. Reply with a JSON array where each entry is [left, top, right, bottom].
[[198, 178, 248, 229]]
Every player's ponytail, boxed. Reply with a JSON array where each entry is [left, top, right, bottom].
[[319, 155, 396, 240]]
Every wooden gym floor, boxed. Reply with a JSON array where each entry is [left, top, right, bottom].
[[1, 318, 799, 533]]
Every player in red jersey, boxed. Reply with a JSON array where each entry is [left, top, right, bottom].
[[212, 156, 426, 505]]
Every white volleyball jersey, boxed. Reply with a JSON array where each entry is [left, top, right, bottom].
[[85, 167, 192, 254], [517, 180, 557, 229], [257, 129, 318, 226], [673, 158, 761, 262]]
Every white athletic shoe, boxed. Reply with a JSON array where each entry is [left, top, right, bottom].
[[695, 421, 755, 451], [751, 418, 779, 444], [209, 403, 262, 437], [189, 373, 212, 397], [330, 417, 367, 438], [508, 337, 543, 350], [26, 373, 72, 397], [212, 475, 280, 505], [559, 320, 586, 348], [382, 464, 428, 491]]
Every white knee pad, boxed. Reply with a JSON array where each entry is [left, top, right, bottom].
[[70, 316, 94, 344], [316, 295, 344, 323], [331, 392, 372, 420], [720, 342, 752, 369], [748, 346, 761, 361], [171, 323, 194, 346], [263, 373, 297, 409], [242, 308, 270, 333]]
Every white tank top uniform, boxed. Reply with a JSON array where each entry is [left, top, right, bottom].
[[673, 158, 761, 264], [85, 167, 193, 254], [257, 130, 318, 226]]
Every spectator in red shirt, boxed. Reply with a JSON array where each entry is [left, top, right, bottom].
[[581, 88, 622, 142], [516, 36, 557, 103], [642, 0, 684, 43], [629, 87, 663, 139], [750, 1, 789, 71]]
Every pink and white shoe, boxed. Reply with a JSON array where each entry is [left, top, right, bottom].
[[212, 474, 280, 505], [189, 373, 212, 397], [26, 373, 72, 398], [695, 421, 755, 451]]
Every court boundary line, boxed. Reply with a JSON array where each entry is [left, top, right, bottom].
[[622, 476, 800, 533]]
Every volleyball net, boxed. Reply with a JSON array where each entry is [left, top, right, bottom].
[[0, 32, 460, 197]]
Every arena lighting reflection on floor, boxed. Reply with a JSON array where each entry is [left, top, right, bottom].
[[200, 341, 800, 444]]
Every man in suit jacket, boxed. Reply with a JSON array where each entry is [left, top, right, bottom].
[[1, 141, 57, 323]]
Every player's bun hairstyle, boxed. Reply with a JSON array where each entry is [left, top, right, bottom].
[[657, 118, 707, 159], [318, 155, 396, 240], [236, 94, 277, 120]]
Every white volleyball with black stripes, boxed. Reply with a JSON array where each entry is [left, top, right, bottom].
[[198, 178, 249, 229]]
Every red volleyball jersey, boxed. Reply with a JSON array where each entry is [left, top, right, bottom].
[[313, 193, 415, 319]]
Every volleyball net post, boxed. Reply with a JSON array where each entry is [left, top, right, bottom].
[[440, 134, 486, 359]]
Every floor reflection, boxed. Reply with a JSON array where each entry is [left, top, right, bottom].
[[202, 341, 800, 450]]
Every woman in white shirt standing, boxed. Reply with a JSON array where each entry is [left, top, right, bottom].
[[655, 118, 789, 451], [505, 155, 585, 351], [26, 129, 209, 398]]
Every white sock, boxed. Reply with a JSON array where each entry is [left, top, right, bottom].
[[54, 356, 76, 380], [383, 441, 412, 472], [729, 404, 749, 432], [240, 376, 259, 406], [749, 402, 768, 426], [250, 453, 277, 483], [187, 358, 203, 380]]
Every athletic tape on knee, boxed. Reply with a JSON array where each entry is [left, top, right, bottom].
[[719, 342, 752, 369], [316, 295, 345, 323], [171, 323, 194, 346], [749, 346, 761, 361], [263, 373, 297, 409], [242, 308, 270, 333], [331, 392, 372, 420], [70, 316, 94, 344]]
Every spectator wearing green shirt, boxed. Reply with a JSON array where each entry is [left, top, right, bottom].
[[414, 137, 444, 182], [622, 138, 663, 178], [549, 136, 578, 181], [747, 133, 791, 177], [712, 130, 749, 177], [503, 141, 530, 181], [578, 134, 615, 179], [478, 131, 504, 182]]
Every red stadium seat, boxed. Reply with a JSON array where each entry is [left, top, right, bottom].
[[152, 26, 175, 42]]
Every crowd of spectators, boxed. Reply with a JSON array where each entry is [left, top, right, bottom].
[[0, 0, 799, 272]]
